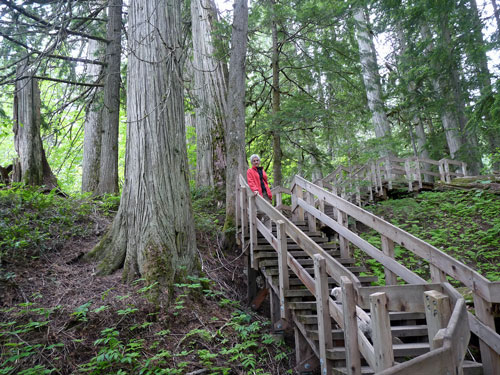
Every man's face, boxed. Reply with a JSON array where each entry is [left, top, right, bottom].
[[252, 158, 260, 167]]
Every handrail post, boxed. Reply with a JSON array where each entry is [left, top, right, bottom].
[[317, 180, 325, 214], [296, 185, 304, 221], [276, 189, 283, 213], [444, 160, 451, 183], [461, 162, 467, 177], [306, 191, 316, 233], [313, 254, 333, 375], [370, 292, 394, 372], [429, 264, 447, 283], [240, 183, 248, 249], [277, 220, 290, 321], [423, 290, 451, 350], [338, 210, 351, 258], [414, 158, 423, 189], [405, 158, 413, 192], [248, 193, 258, 269], [341, 277, 362, 375], [385, 157, 392, 190], [473, 294, 500, 374], [381, 235, 398, 285], [439, 159, 446, 182]]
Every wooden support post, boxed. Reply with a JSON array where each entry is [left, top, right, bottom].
[[414, 158, 423, 189], [296, 185, 304, 221], [307, 191, 316, 233], [240, 185, 248, 249], [473, 295, 500, 375], [276, 191, 283, 212], [314, 254, 333, 375], [338, 210, 351, 258], [269, 283, 281, 329], [277, 220, 290, 321], [444, 160, 451, 183], [246, 250, 258, 303], [248, 194, 258, 269], [317, 181, 325, 214], [294, 327, 319, 374], [341, 277, 362, 375], [370, 292, 394, 372], [385, 157, 392, 190], [381, 235, 398, 285], [423, 290, 451, 350], [439, 160, 446, 183], [376, 162, 383, 195], [461, 162, 467, 177], [405, 159, 413, 192], [429, 264, 447, 283]]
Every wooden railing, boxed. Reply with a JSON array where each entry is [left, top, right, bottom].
[[319, 157, 468, 204], [291, 175, 500, 374], [235, 173, 500, 374]]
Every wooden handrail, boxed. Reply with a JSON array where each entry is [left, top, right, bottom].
[[293, 175, 494, 302], [237, 172, 499, 373]]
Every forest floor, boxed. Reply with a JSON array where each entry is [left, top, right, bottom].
[[0, 187, 293, 375], [1, 184, 499, 374], [359, 187, 500, 285]]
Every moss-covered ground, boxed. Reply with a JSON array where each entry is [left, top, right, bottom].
[[359, 189, 500, 283]]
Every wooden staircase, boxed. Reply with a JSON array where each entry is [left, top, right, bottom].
[[237, 173, 500, 375], [254, 220, 483, 374]]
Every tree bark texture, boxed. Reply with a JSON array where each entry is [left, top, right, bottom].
[[88, 0, 197, 286], [97, 0, 122, 195], [191, 0, 228, 188], [491, 0, 500, 32], [82, 39, 104, 193], [353, 7, 392, 149], [271, 0, 282, 187], [469, 0, 500, 171], [12, 63, 57, 188], [421, 24, 466, 166], [438, 14, 481, 174], [224, 0, 248, 235]]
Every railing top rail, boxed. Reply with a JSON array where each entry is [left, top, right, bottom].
[[238, 174, 362, 289], [292, 175, 494, 302]]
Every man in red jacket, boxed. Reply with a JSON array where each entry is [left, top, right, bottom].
[[247, 154, 272, 201]]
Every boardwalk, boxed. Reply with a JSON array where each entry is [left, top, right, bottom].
[[236, 172, 500, 375]]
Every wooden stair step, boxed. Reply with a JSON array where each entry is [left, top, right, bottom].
[[333, 362, 482, 375], [254, 249, 339, 259], [254, 243, 338, 252], [260, 257, 357, 268], [326, 342, 430, 360], [288, 301, 316, 310], [257, 236, 329, 244], [305, 325, 428, 341]]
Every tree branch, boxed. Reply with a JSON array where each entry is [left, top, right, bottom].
[[2, 0, 108, 43]]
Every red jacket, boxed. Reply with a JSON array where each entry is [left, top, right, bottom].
[[247, 166, 272, 200]]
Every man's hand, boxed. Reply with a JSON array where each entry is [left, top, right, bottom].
[[254, 191, 259, 196]]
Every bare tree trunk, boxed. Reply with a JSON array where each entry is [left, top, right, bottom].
[[440, 14, 482, 174], [13, 63, 57, 188], [421, 24, 465, 165], [191, 0, 227, 188], [492, 0, 500, 32], [469, 0, 500, 171], [87, 0, 197, 287], [223, 0, 248, 246], [97, 0, 122, 195], [82, 39, 103, 193], [353, 7, 392, 153], [271, 0, 282, 187]]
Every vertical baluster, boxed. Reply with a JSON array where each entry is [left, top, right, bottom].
[[314, 254, 333, 375]]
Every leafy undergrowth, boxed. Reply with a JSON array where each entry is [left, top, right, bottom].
[[359, 189, 500, 283], [0, 186, 293, 375]]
